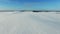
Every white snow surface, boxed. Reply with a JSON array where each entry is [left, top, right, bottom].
[[0, 12, 60, 34]]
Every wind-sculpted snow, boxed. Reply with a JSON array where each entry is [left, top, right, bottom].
[[0, 12, 60, 34]]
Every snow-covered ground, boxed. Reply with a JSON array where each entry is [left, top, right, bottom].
[[0, 12, 60, 34]]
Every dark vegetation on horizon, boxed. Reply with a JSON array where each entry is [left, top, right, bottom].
[[0, 10, 60, 12]]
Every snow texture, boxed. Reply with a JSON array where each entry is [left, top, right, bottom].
[[0, 12, 60, 34]]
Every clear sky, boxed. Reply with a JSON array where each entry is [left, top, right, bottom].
[[0, 0, 59, 10]]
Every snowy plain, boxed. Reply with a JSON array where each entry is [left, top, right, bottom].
[[0, 11, 60, 34]]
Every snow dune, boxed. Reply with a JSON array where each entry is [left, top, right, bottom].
[[0, 12, 60, 34]]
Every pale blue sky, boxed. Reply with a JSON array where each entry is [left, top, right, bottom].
[[0, 0, 59, 10]]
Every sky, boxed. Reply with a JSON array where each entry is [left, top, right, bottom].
[[0, 0, 59, 10]]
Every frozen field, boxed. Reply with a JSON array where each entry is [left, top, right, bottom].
[[0, 12, 60, 34]]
